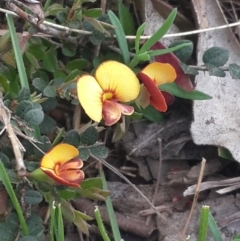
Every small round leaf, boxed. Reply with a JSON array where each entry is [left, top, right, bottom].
[[229, 63, 240, 79], [169, 40, 193, 62], [25, 190, 43, 205], [15, 100, 34, 118], [80, 126, 98, 145], [63, 130, 80, 147], [39, 115, 56, 135], [79, 148, 90, 161], [43, 86, 56, 97], [18, 88, 31, 102], [24, 109, 44, 125], [89, 145, 108, 159], [32, 78, 48, 92], [202, 47, 229, 67]]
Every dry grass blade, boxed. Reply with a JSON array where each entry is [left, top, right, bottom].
[[179, 158, 206, 241]]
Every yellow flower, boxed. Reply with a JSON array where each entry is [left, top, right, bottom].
[[40, 143, 84, 187], [77, 61, 140, 126]]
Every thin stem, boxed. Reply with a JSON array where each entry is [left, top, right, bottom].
[[197, 206, 210, 241]]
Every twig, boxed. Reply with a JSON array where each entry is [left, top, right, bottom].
[[188, 65, 229, 71], [179, 158, 206, 241], [145, 138, 163, 225], [1, 5, 240, 40], [0, 91, 26, 176]]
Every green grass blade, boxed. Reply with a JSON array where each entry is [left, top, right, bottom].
[[148, 42, 191, 57], [94, 206, 111, 241], [135, 22, 146, 53], [108, 10, 130, 65], [197, 206, 210, 241], [140, 8, 177, 53], [56, 204, 64, 241], [208, 212, 223, 241], [0, 161, 28, 235], [6, 14, 30, 89], [50, 202, 56, 241], [99, 168, 122, 241]]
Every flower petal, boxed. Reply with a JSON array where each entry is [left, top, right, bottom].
[[77, 75, 103, 122], [162, 91, 174, 105], [114, 102, 134, 115], [41, 168, 84, 187], [57, 158, 83, 173], [102, 100, 122, 126], [41, 143, 79, 169], [135, 84, 150, 109], [138, 72, 167, 112], [95, 61, 140, 102], [141, 62, 176, 85]]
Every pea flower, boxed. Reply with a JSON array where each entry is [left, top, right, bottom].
[[77, 61, 140, 126], [137, 62, 177, 112], [40, 143, 84, 187]]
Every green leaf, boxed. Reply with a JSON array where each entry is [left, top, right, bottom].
[[61, 199, 75, 222], [43, 86, 56, 97], [169, 40, 193, 62], [206, 64, 226, 77], [62, 47, 76, 57], [28, 45, 46, 60], [32, 78, 48, 92], [89, 29, 105, 46], [39, 115, 56, 135], [136, 52, 150, 61], [135, 23, 146, 53], [26, 213, 44, 239], [208, 212, 223, 241], [6, 14, 29, 89], [118, 2, 135, 35], [59, 189, 76, 200], [65, 59, 88, 72], [89, 145, 108, 159], [79, 148, 90, 161], [141, 105, 164, 122], [42, 49, 58, 72], [140, 8, 177, 53], [25, 190, 43, 205], [0, 74, 10, 92], [63, 130, 80, 147], [148, 43, 192, 58], [81, 177, 103, 189], [83, 8, 102, 18], [45, 3, 65, 17], [108, 10, 130, 65], [180, 62, 199, 75], [160, 82, 212, 100], [24, 109, 44, 125], [74, 210, 93, 221], [229, 63, 240, 79], [41, 97, 58, 112], [15, 100, 34, 118], [0, 162, 28, 235], [218, 147, 235, 161], [80, 126, 99, 145], [73, 212, 89, 235], [203, 47, 229, 67], [18, 87, 30, 101]]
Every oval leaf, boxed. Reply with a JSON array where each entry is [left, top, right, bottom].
[[25, 190, 43, 205], [24, 109, 44, 125], [202, 47, 229, 67], [160, 82, 212, 100]]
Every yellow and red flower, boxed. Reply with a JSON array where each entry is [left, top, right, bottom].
[[77, 61, 140, 126], [40, 143, 84, 187], [137, 62, 177, 112]]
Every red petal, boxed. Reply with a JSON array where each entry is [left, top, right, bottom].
[[114, 102, 134, 115], [138, 72, 167, 112], [102, 100, 122, 126], [162, 91, 174, 105], [152, 42, 193, 91]]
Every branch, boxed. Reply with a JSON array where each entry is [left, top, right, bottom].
[[0, 91, 26, 176]]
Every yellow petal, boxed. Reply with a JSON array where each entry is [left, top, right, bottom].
[[41, 143, 79, 169], [95, 61, 140, 102], [141, 62, 176, 85], [77, 75, 103, 122], [135, 84, 150, 109]]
